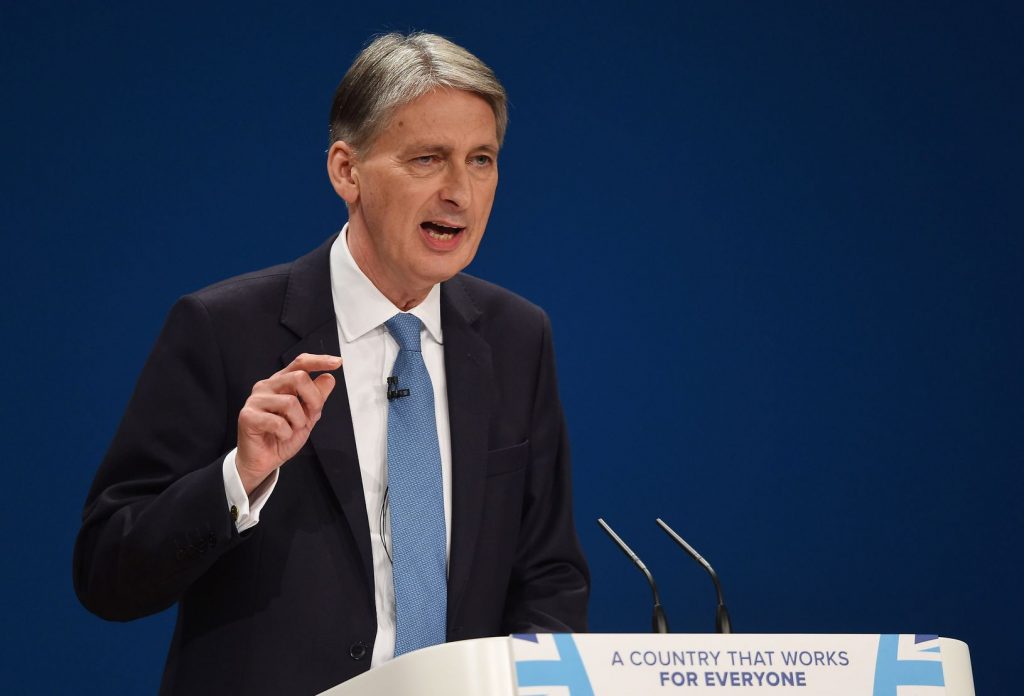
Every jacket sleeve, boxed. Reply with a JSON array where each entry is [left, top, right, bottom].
[[501, 312, 590, 633], [73, 294, 246, 621]]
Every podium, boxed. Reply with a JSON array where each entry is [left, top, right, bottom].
[[318, 633, 974, 695]]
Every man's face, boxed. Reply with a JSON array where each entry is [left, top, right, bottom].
[[342, 89, 499, 307]]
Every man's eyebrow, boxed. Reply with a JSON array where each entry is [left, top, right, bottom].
[[398, 142, 500, 156], [399, 142, 452, 156]]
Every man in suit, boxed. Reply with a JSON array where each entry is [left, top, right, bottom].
[[74, 32, 589, 695]]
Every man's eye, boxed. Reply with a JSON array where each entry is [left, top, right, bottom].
[[414, 155, 437, 165], [470, 155, 493, 167]]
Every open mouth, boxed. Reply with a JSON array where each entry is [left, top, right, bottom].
[[420, 220, 465, 241]]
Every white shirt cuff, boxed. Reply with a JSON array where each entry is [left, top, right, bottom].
[[222, 448, 279, 532]]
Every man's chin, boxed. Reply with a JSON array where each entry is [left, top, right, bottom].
[[415, 256, 474, 287]]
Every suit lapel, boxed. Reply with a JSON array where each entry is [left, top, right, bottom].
[[279, 235, 375, 603], [276, 247, 493, 621], [441, 276, 493, 625]]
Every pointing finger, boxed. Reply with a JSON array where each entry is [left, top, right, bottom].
[[282, 353, 343, 375]]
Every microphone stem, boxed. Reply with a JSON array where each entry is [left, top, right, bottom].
[[656, 517, 732, 634], [597, 518, 670, 634]]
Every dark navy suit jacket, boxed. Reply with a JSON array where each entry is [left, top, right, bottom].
[[74, 235, 589, 695]]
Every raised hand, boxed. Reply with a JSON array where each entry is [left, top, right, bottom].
[[236, 353, 342, 494]]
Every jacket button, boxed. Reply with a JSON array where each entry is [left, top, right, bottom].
[[349, 642, 368, 660]]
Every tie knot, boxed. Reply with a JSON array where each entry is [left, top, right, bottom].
[[386, 313, 423, 352]]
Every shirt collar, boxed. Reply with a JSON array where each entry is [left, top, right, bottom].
[[329, 224, 443, 345]]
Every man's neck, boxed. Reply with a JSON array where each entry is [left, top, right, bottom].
[[346, 227, 431, 311]]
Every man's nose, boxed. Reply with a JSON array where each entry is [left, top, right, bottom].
[[439, 163, 470, 209]]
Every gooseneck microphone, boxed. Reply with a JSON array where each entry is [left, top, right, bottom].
[[597, 518, 670, 634], [655, 518, 732, 634]]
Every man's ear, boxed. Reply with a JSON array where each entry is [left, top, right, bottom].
[[327, 141, 360, 205]]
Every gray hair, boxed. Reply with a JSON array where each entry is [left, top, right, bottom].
[[328, 32, 508, 152]]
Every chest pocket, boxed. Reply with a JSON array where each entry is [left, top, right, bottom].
[[486, 440, 529, 477]]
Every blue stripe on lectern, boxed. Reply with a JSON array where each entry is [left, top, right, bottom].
[[873, 634, 944, 696], [515, 634, 595, 696]]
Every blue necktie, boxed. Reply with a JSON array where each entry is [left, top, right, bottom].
[[385, 312, 448, 656]]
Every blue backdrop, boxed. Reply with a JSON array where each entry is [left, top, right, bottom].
[[2, 1, 1021, 692]]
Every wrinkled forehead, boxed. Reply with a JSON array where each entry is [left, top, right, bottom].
[[361, 88, 502, 155]]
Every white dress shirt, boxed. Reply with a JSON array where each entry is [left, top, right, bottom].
[[222, 224, 453, 667]]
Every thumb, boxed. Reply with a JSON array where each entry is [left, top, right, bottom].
[[314, 372, 337, 400]]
